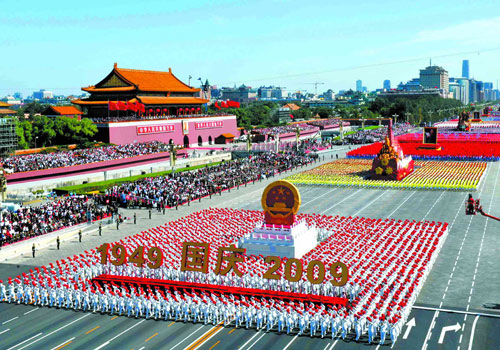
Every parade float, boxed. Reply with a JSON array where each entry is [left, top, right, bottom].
[[239, 180, 318, 259], [370, 121, 414, 181]]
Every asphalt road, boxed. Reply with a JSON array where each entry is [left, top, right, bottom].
[[1, 147, 500, 350]]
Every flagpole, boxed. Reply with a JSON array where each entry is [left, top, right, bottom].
[[107, 99, 109, 120]]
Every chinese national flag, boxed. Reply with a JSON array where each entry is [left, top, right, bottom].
[[117, 101, 127, 111], [290, 114, 294, 119], [227, 100, 240, 108], [221, 101, 228, 108], [108, 101, 118, 111], [128, 101, 138, 112]]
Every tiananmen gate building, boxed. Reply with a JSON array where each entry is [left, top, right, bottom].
[[72, 63, 237, 146]]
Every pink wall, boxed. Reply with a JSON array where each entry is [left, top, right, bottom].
[[106, 116, 238, 145]]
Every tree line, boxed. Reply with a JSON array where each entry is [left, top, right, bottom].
[[13, 102, 97, 149]]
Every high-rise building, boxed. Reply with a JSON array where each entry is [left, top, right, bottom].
[[462, 60, 470, 79], [356, 80, 362, 92], [483, 82, 494, 101], [383, 80, 391, 90], [469, 79, 478, 103], [419, 65, 449, 93], [455, 78, 470, 105]]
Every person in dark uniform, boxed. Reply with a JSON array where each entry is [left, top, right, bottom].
[[99, 222, 102, 236], [32, 244, 36, 258], [149, 208, 152, 220], [78, 230, 82, 242], [57, 236, 60, 250], [134, 213, 137, 224], [466, 194, 475, 215]]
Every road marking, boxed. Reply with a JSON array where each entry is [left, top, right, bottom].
[[168, 321, 176, 327], [352, 190, 388, 217], [421, 311, 439, 350], [320, 189, 362, 214], [245, 332, 267, 350], [185, 322, 224, 350], [145, 332, 158, 342], [209, 340, 221, 350], [422, 191, 445, 220], [438, 323, 461, 344], [403, 317, 416, 339], [228, 328, 236, 334], [86, 326, 100, 334], [0, 328, 10, 335], [301, 188, 337, 207], [387, 190, 417, 217], [238, 331, 262, 350], [24, 308, 39, 315], [111, 316, 118, 320], [282, 334, 299, 350], [2, 316, 19, 325], [15, 314, 90, 350], [7, 332, 43, 350], [413, 305, 500, 318], [94, 319, 145, 350], [51, 337, 75, 350], [468, 315, 480, 350], [169, 324, 204, 350]]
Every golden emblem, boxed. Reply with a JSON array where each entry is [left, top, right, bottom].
[[261, 180, 301, 226]]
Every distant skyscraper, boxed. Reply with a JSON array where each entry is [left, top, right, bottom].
[[462, 60, 470, 79], [383, 80, 391, 90], [356, 80, 362, 92], [419, 65, 449, 93]]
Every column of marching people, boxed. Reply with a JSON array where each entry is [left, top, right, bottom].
[[0, 208, 448, 345]]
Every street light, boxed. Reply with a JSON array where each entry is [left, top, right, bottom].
[[35, 136, 39, 149]]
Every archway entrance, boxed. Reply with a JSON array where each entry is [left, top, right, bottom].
[[208, 136, 213, 145], [169, 139, 173, 145], [183, 135, 189, 147], [198, 136, 203, 146]]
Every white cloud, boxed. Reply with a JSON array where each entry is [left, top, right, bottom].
[[414, 16, 500, 45]]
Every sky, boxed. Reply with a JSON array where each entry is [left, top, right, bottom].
[[1, 0, 500, 97]]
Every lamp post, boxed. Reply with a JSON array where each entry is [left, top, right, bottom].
[[405, 112, 411, 124], [35, 136, 39, 149], [392, 114, 399, 124]]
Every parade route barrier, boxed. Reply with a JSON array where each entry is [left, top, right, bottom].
[[92, 274, 349, 307]]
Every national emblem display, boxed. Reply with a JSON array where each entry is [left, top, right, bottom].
[[371, 120, 414, 181], [240, 180, 318, 258]]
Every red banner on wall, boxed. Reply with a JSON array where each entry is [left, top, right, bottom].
[[195, 121, 223, 129], [137, 124, 175, 135]]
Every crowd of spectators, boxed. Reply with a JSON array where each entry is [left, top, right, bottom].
[[2, 141, 170, 173], [306, 118, 350, 129], [344, 123, 412, 144], [253, 123, 319, 136], [279, 139, 334, 153], [104, 152, 314, 208], [0, 196, 116, 247]]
